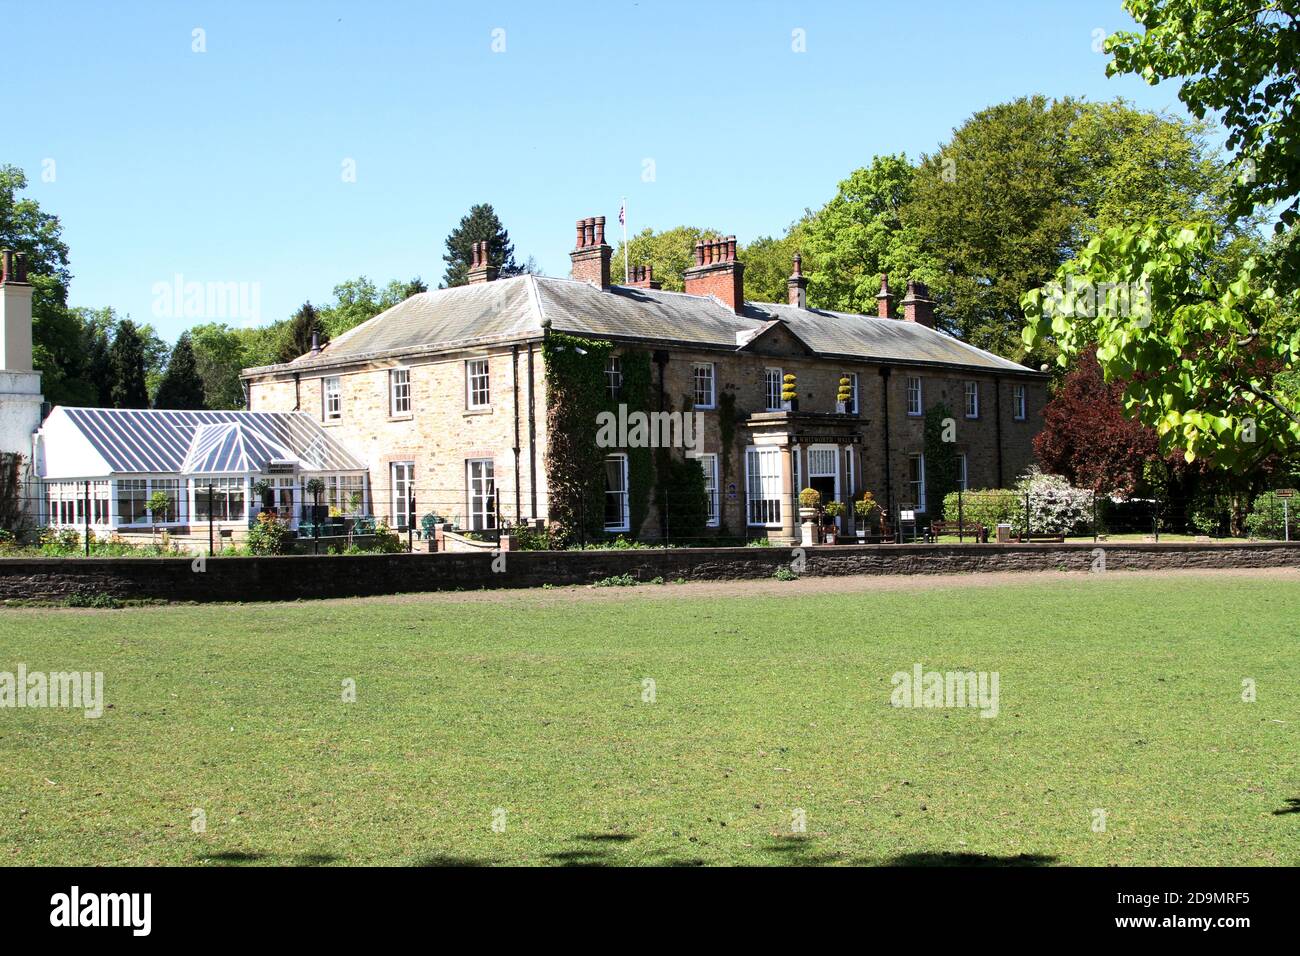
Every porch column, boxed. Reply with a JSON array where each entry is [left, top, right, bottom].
[[836, 445, 848, 533], [779, 442, 796, 544]]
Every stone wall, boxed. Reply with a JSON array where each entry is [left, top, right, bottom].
[[2, 542, 1296, 604]]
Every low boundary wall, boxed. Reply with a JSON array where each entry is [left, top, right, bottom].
[[1, 541, 1298, 603]]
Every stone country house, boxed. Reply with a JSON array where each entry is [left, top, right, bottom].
[[240, 214, 1048, 545]]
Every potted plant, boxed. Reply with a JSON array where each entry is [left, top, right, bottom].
[[822, 500, 845, 543], [781, 373, 798, 412], [836, 375, 852, 414], [797, 486, 820, 548], [853, 491, 879, 540], [252, 478, 273, 513], [146, 489, 171, 543]]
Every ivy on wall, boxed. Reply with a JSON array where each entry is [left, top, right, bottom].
[[0, 453, 22, 533], [923, 403, 960, 519], [542, 331, 654, 541]]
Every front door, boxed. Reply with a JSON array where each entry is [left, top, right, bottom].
[[807, 445, 840, 528]]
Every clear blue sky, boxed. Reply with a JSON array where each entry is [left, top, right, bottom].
[[6, 0, 1197, 341]]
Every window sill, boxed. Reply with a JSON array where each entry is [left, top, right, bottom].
[[464, 407, 493, 416], [322, 419, 343, 427], [387, 414, 414, 422]]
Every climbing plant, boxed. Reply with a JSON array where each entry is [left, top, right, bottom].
[[923, 402, 960, 518], [0, 453, 22, 533]]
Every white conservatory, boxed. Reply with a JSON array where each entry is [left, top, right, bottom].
[[33, 406, 369, 532]]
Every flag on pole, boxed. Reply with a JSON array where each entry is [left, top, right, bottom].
[[620, 197, 629, 283]]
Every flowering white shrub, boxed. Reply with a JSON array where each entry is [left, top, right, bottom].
[[1016, 467, 1093, 535]]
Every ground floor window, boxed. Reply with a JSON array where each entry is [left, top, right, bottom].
[[46, 481, 110, 527], [845, 447, 856, 498], [467, 459, 496, 531], [957, 453, 968, 492], [694, 453, 719, 528], [908, 454, 927, 513], [391, 462, 414, 529], [603, 453, 629, 532], [191, 477, 247, 523], [116, 478, 149, 525], [326, 474, 367, 515], [745, 447, 782, 527]]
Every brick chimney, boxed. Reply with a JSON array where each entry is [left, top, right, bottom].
[[626, 264, 661, 290], [787, 253, 807, 309], [570, 216, 611, 289], [684, 235, 744, 313], [876, 273, 894, 319], [466, 240, 498, 284], [901, 279, 935, 328]]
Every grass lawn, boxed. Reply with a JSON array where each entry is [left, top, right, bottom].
[[2, 571, 1297, 866]]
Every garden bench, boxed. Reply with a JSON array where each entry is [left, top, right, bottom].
[[929, 520, 989, 543]]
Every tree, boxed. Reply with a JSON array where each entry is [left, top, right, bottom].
[[1106, 0, 1300, 267], [154, 333, 206, 409], [801, 155, 922, 314], [190, 323, 250, 410], [107, 319, 149, 409], [441, 203, 520, 287], [278, 301, 324, 364], [1021, 220, 1300, 469], [738, 230, 805, 304], [608, 225, 719, 291], [1034, 347, 1163, 494]]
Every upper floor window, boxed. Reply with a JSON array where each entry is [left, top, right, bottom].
[[389, 368, 411, 416], [906, 376, 923, 417], [467, 358, 491, 409], [606, 356, 622, 401], [964, 380, 979, 419], [846, 372, 860, 415], [1013, 384, 1027, 421], [693, 363, 715, 409], [764, 367, 783, 411], [323, 376, 342, 421]]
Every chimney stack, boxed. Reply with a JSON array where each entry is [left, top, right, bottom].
[[901, 279, 935, 328], [626, 264, 662, 290], [466, 240, 498, 284], [570, 215, 612, 290], [1, 249, 34, 373], [309, 328, 321, 355], [787, 253, 807, 309], [683, 235, 745, 314], [876, 273, 894, 319]]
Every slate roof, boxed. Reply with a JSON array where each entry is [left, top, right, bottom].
[[246, 274, 1039, 376], [54, 408, 366, 475]]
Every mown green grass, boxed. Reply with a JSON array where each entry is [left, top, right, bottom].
[[2, 573, 1297, 866]]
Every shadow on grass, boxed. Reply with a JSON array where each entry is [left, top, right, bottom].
[[1272, 798, 1300, 816], [881, 851, 1057, 867], [415, 854, 497, 867], [196, 850, 343, 866], [760, 837, 848, 866]]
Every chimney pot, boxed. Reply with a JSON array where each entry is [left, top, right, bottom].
[[901, 278, 935, 328], [467, 240, 498, 284], [684, 233, 745, 313], [876, 273, 895, 319], [787, 253, 808, 309], [570, 212, 612, 289]]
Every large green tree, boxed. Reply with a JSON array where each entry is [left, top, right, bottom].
[[441, 203, 522, 287], [107, 319, 150, 409], [1106, 0, 1300, 261], [800, 154, 922, 314], [278, 301, 324, 364], [154, 332, 206, 409], [608, 225, 719, 292]]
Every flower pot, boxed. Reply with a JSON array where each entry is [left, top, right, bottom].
[[835, 402, 847, 415]]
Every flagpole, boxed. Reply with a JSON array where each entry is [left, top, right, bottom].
[[621, 196, 629, 283]]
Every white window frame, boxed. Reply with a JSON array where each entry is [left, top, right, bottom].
[[605, 356, 622, 401], [467, 458, 496, 531], [603, 453, 630, 532], [764, 367, 783, 411], [745, 446, 783, 528], [906, 376, 923, 417], [1013, 384, 1027, 421], [964, 380, 979, 419], [848, 372, 860, 415], [908, 453, 927, 513], [957, 453, 968, 491], [323, 376, 342, 422], [390, 461, 414, 529], [389, 367, 411, 417], [693, 363, 716, 410], [466, 358, 491, 410], [844, 447, 855, 497], [693, 453, 720, 528]]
